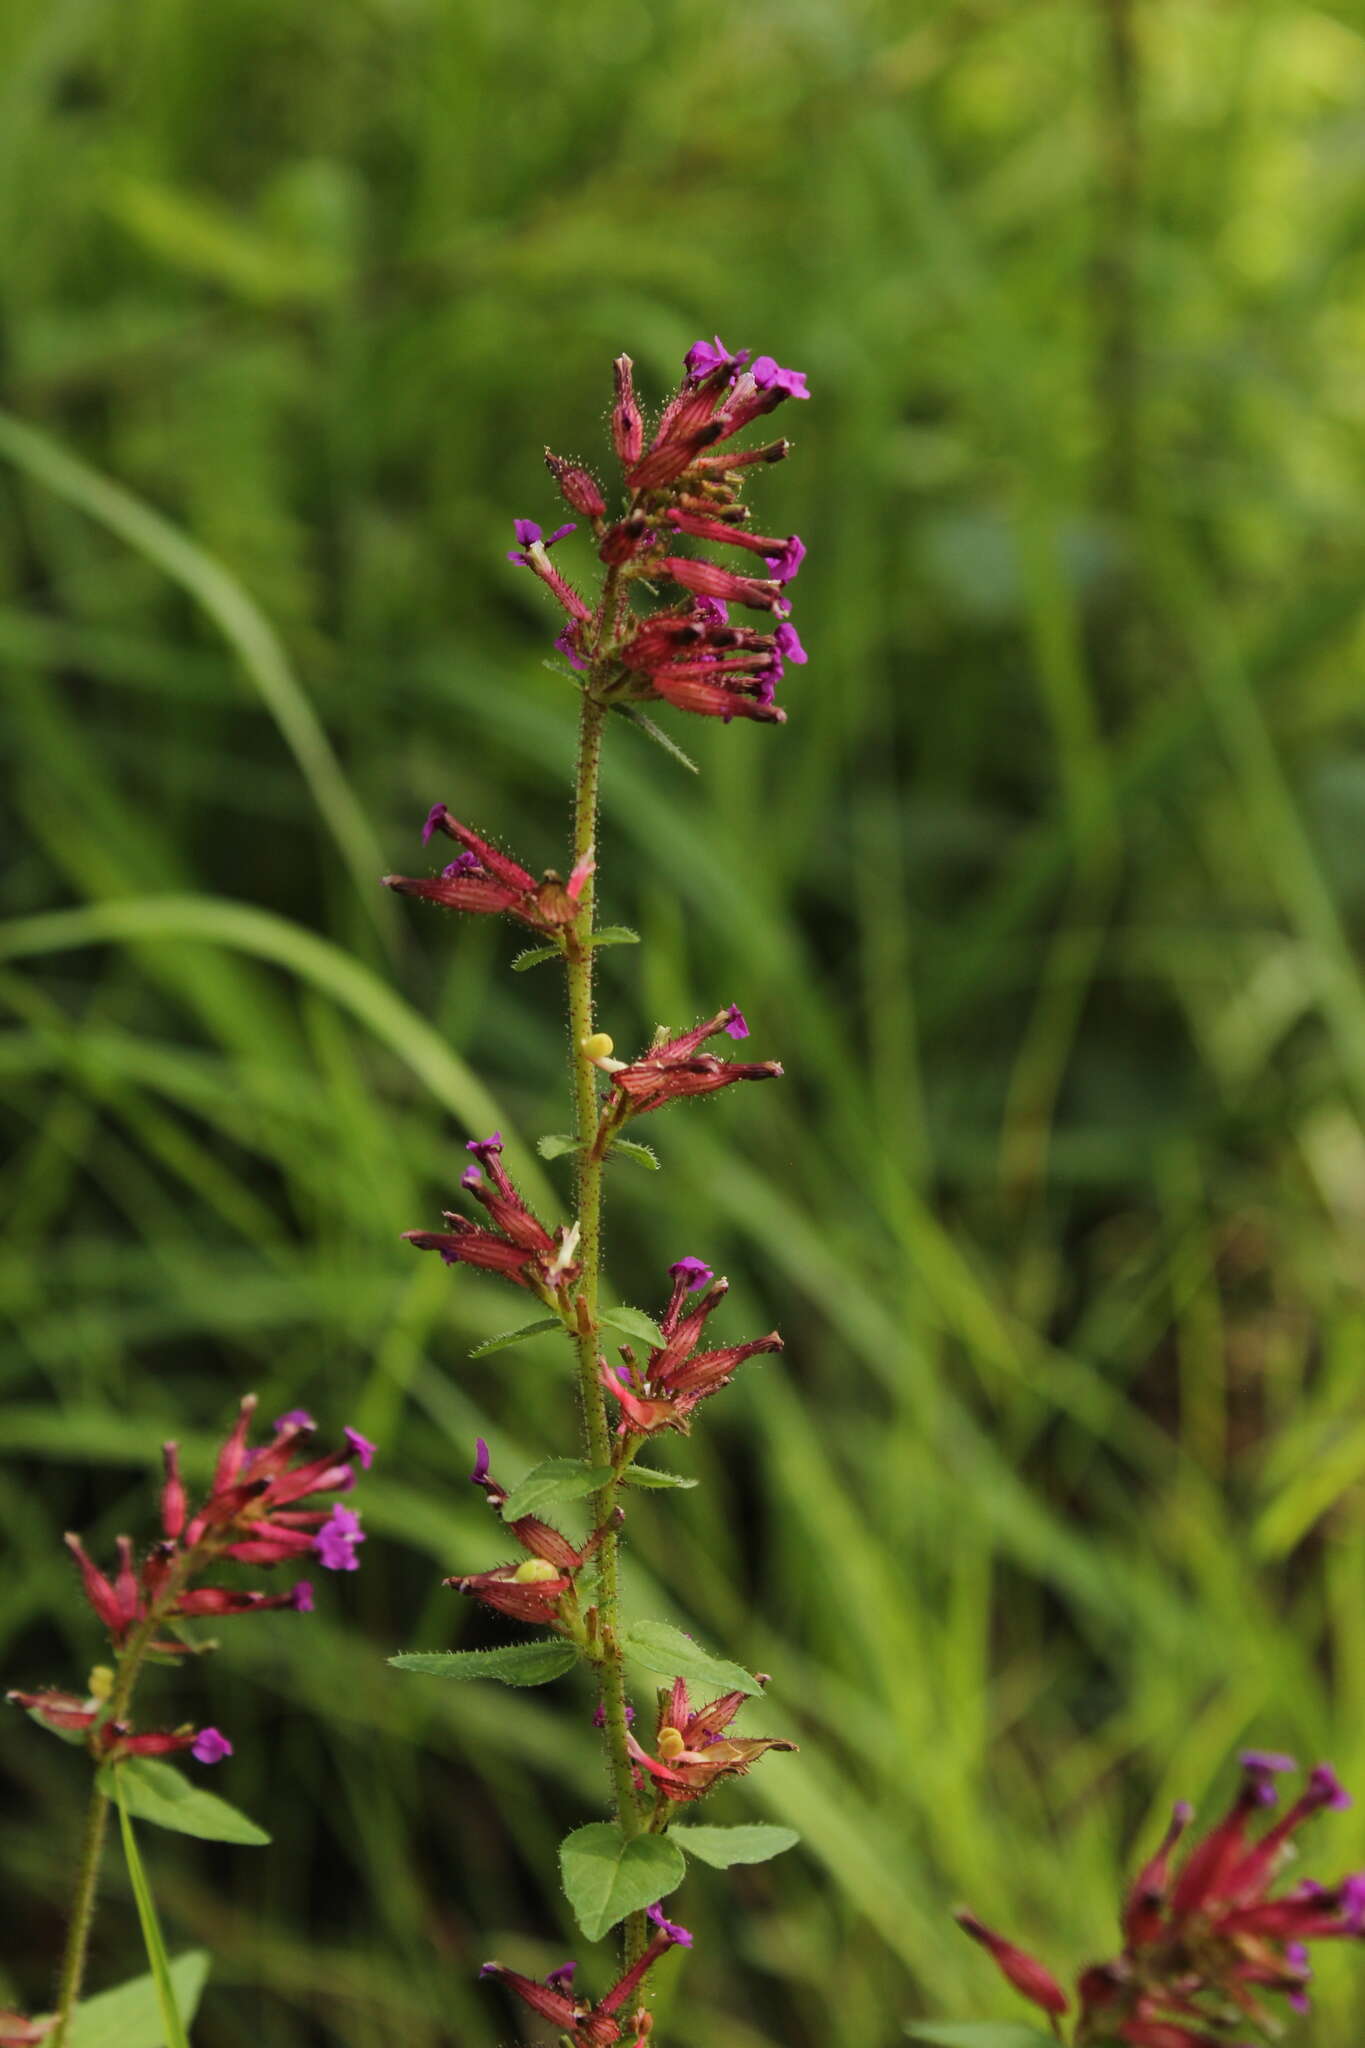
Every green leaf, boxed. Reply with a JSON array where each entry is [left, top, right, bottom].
[[389, 1641, 581, 1686], [622, 1466, 698, 1490], [511, 943, 563, 972], [66, 1952, 210, 2048], [96, 1758, 270, 1845], [905, 2027, 1060, 2048], [615, 704, 700, 774], [673, 1823, 800, 1868], [499, 1458, 614, 1522], [619, 1619, 763, 1696], [606, 1138, 660, 1170], [591, 926, 640, 949], [469, 1317, 563, 1359], [112, 1785, 192, 2048], [600, 1305, 665, 1348], [537, 1132, 579, 1160], [559, 1823, 686, 1942]]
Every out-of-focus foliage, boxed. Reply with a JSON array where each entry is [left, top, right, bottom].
[[3, 2, 1365, 2043]]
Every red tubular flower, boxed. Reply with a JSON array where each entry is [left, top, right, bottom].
[[481, 1907, 691, 2042], [605, 1008, 783, 1118], [7, 1689, 100, 1736], [627, 1675, 796, 1804], [660, 556, 786, 613], [384, 804, 588, 935], [450, 1442, 602, 1625], [403, 1130, 579, 1296], [602, 1266, 781, 1435], [612, 354, 644, 468], [545, 449, 607, 518], [955, 1910, 1069, 2024], [1122, 1801, 1194, 1944]]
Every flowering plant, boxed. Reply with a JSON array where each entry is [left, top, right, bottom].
[[385, 337, 809, 2044], [927, 1752, 1365, 2048], [6, 1401, 371, 2046]]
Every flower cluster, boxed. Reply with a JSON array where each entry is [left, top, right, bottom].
[[452, 1438, 605, 1625], [9, 1398, 372, 1766], [629, 1677, 796, 1807], [402, 1130, 581, 1299], [383, 804, 593, 939], [589, 1006, 783, 1122], [602, 1258, 782, 1436], [956, 1752, 1365, 2044], [482, 1903, 691, 2046]]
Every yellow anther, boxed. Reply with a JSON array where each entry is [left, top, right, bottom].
[[657, 1725, 686, 1759], [512, 1557, 562, 1585], [87, 1665, 115, 1702], [580, 1031, 615, 1062]]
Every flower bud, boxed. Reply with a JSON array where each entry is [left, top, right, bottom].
[[580, 1032, 615, 1061], [612, 356, 643, 467], [545, 450, 606, 518], [512, 1558, 563, 1585]]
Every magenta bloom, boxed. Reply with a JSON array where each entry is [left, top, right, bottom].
[[668, 1256, 714, 1292], [275, 1408, 316, 1431], [750, 355, 810, 400], [684, 335, 750, 381], [344, 1427, 377, 1471], [290, 1581, 314, 1613], [723, 1004, 749, 1039], [315, 1504, 365, 1572], [191, 1727, 233, 1765], [507, 517, 576, 563]]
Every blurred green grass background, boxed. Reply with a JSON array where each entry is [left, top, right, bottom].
[[3, 0, 1365, 2042]]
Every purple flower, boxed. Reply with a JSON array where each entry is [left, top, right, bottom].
[[442, 852, 480, 878], [669, 1256, 714, 1292], [1342, 1872, 1365, 1932], [191, 1727, 233, 1765], [764, 535, 807, 585], [593, 1699, 636, 1726], [554, 625, 588, 673], [314, 1503, 365, 1572], [774, 621, 808, 665], [344, 1426, 376, 1471], [421, 802, 448, 846], [466, 1131, 503, 1160], [750, 355, 810, 401], [1287, 1941, 1312, 2013], [724, 1005, 749, 1040], [694, 596, 729, 626], [544, 1963, 577, 1995], [275, 1408, 316, 1432], [1307, 1763, 1352, 1811], [684, 336, 749, 381], [508, 518, 576, 564], [470, 1438, 491, 1486], [290, 1581, 315, 1613], [646, 1902, 693, 1948]]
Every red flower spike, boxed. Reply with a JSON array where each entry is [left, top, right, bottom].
[[627, 1674, 795, 1803], [481, 1910, 689, 2043], [447, 1457, 603, 1625], [954, 1910, 1069, 2022], [607, 1009, 783, 1119], [404, 1133, 577, 1297]]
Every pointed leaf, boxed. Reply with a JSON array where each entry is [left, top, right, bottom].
[[606, 1138, 660, 1170], [511, 944, 563, 972], [622, 1466, 698, 1490], [469, 1317, 563, 1359], [65, 1953, 210, 2048], [96, 1759, 269, 1845], [619, 1619, 762, 1696], [616, 704, 700, 774], [112, 1788, 191, 2048], [499, 1458, 614, 1522], [537, 1133, 579, 1160], [673, 1823, 800, 1868], [559, 1823, 686, 1942], [390, 1642, 581, 1686], [600, 1306, 665, 1348], [905, 2028, 1059, 2048], [590, 926, 640, 950]]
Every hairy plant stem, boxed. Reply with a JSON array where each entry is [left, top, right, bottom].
[[566, 667, 649, 1973], [50, 1555, 197, 2043]]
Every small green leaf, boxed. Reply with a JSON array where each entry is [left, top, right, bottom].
[[469, 1317, 563, 1359], [600, 1306, 665, 1348], [389, 1642, 581, 1686], [673, 1823, 799, 1868], [500, 1458, 614, 1522], [96, 1759, 269, 1845], [537, 1133, 579, 1160], [619, 1619, 762, 1696], [905, 2027, 1060, 2048], [112, 1787, 192, 2048], [591, 926, 640, 950], [559, 1823, 686, 1942], [622, 1466, 698, 1490], [65, 1952, 210, 2048], [616, 704, 700, 774], [606, 1138, 660, 1170], [511, 943, 563, 972]]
